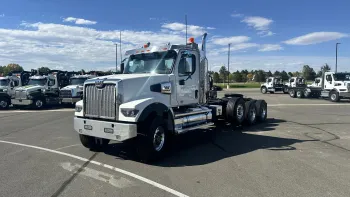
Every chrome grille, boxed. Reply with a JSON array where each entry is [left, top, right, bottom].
[[15, 91, 27, 99], [60, 90, 72, 98], [84, 84, 116, 120]]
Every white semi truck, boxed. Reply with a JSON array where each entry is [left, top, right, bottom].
[[289, 72, 350, 101], [74, 33, 268, 162], [260, 77, 287, 94], [0, 71, 32, 109], [12, 70, 69, 109], [60, 72, 97, 105]]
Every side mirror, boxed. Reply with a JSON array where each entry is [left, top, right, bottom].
[[120, 63, 124, 73]]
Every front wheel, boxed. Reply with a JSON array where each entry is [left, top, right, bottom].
[[79, 134, 109, 150], [136, 116, 169, 162], [0, 98, 10, 110], [261, 87, 267, 94], [33, 98, 45, 109], [329, 91, 340, 102]]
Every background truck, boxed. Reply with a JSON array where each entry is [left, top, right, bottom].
[[284, 77, 308, 98], [290, 72, 350, 101], [260, 77, 288, 94], [12, 70, 69, 109], [0, 71, 32, 109], [60, 72, 97, 105], [73, 33, 268, 162]]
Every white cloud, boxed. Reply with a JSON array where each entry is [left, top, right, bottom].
[[212, 36, 251, 45], [241, 16, 274, 36], [161, 22, 213, 37], [231, 43, 259, 51], [283, 32, 348, 45], [0, 14, 4, 17], [63, 17, 97, 25], [259, 44, 283, 52]]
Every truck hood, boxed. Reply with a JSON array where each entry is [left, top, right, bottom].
[[91, 74, 171, 104], [16, 85, 44, 92]]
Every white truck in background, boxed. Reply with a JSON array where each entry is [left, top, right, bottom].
[[74, 33, 268, 162], [260, 77, 287, 94], [0, 71, 32, 109], [60, 72, 97, 105]]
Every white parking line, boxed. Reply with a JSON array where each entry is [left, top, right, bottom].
[[0, 109, 74, 113], [268, 103, 350, 107], [0, 140, 189, 197]]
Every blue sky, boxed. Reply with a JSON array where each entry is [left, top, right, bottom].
[[1, 0, 349, 72]]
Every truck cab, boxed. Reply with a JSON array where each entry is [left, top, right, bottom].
[[74, 34, 268, 162], [308, 77, 322, 88], [11, 70, 67, 109], [60, 74, 96, 105], [285, 77, 306, 88], [321, 72, 350, 102], [0, 71, 32, 109], [260, 77, 286, 94]]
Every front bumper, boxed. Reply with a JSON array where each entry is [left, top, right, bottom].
[[339, 92, 350, 98], [74, 117, 137, 141], [61, 97, 81, 103], [11, 99, 33, 105]]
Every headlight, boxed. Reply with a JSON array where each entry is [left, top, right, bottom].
[[75, 105, 82, 112], [121, 108, 139, 117]]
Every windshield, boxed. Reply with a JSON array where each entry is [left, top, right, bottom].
[[274, 78, 283, 84], [297, 78, 305, 84], [333, 73, 350, 81], [124, 50, 177, 74], [28, 78, 47, 86], [70, 78, 88, 85], [0, 79, 9, 86]]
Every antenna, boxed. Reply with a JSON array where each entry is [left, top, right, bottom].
[[120, 31, 122, 64], [185, 14, 188, 45]]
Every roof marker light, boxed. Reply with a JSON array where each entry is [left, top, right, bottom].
[[189, 37, 195, 43]]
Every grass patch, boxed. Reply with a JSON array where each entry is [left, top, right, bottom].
[[215, 83, 261, 88]]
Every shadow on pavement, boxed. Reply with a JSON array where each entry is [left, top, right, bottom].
[[102, 118, 310, 166]]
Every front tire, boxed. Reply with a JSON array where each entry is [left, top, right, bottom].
[[329, 91, 340, 102], [79, 134, 109, 150], [33, 98, 45, 109], [261, 87, 267, 94], [136, 116, 169, 162], [0, 98, 10, 110]]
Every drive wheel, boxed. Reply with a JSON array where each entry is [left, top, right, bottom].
[[136, 116, 169, 163], [255, 100, 267, 122], [283, 87, 289, 94], [304, 89, 310, 98], [79, 134, 109, 150], [261, 87, 267, 94], [289, 89, 296, 98], [226, 97, 245, 126], [296, 90, 304, 98], [244, 100, 257, 125], [329, 91, 340, 102], [0, 98, 9, 109]]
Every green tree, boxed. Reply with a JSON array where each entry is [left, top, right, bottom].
[[38, 67, 51, 73], [317, 63, 331, 77], [292, 71, 300, 77], [273, 71, 281, 77], [266, 70, 273, 77], [254, 70, 266, 82], [288, 72, 293, 77], [213, 72, 220, 83], [302, 65, 316, 80], [232, 70, 243, 82], [2, 63, 24, 75], [280, 70, 289, 81], [219, 66, 229, 83]]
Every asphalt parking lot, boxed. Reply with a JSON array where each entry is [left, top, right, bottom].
[[1, 89, 350, 197]]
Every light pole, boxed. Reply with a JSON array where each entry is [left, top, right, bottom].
[[227, 43, 231, 89], [115, 44, 118, 73], [336, 43, 341, 73]]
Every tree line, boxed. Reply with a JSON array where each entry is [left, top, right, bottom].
[[209, 64, 332, 83]]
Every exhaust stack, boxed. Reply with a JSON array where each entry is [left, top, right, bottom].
[[199, 33, 209, 104]]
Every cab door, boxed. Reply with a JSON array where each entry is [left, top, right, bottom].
[[174, 50, 199, 106], [324, 74, 333, 90]]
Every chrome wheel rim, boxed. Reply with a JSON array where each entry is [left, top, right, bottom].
[[236, 104, 244, 120], [261, 106, 266, 118], [262, 88, 266, 93], [297, 92, 301, 97], [153, 126, 165, 152], [331, 94, 336, 100], [36, 100, 43, 108], [249, 108, 256, 122], [0, 101, 7, 108]]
